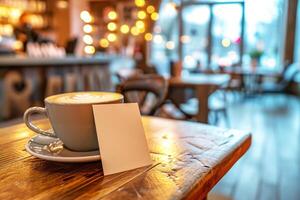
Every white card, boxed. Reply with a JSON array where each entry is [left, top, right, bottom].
[[92, 103, 152, 175]]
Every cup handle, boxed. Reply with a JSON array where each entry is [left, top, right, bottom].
[[23, 107, 56, 137]]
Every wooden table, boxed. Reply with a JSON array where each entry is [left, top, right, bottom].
[[0, 117, 251, 200], [169, 74, 230, 123], [222, 67, 281, 95]]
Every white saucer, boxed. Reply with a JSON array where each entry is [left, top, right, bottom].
[[25, 135, 100, 163]]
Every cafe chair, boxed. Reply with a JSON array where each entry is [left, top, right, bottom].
[[118, 74, 168, 116], [258, 63, 300, 94], [179, 91, 230, 127], [116, 68, 143, 83]]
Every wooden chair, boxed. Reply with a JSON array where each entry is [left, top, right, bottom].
[[118, 75, 168, 116], [179, 91, 230, 127], [258, 63, 300, 93]]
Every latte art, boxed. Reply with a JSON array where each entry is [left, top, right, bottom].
[[46, 92, 123, 104]]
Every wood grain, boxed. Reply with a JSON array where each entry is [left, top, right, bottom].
[[0, 117, 250, 200]]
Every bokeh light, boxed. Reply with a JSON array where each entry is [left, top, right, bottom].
[[146, 5, 155, 14], [130, 26, 139, 36], [99, 38, 109, 48], [120, 24, 130, 34], [83, 35, 93, 45], [80, 10, 92, 23], [84, 45, 95, 54], [83, 24, 93, 33], [107, 33, 117, 42], [144, 33, 153, 41], [135, 0, 145, 7], [221, 38, 231, 47], [108, 11, 117, 20], [151, 12, 159, 21], [166, 41, 175, 50], [137, 10, 146, 19], [107, 22, 117, 31]]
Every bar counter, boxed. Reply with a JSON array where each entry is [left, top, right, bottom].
[[0, 55, 117, 68]]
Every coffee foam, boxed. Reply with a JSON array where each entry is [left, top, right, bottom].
[[46, 92, 123, 104]]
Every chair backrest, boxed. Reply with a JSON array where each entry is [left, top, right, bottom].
[[118, 75, 168, 116], [116, 68, 143, 83], [283, 63, 300, 82]]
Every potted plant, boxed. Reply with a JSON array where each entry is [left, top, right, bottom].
[[249, 49, 263, 68]]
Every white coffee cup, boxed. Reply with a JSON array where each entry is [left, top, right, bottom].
[[24, 92, 124, 151]]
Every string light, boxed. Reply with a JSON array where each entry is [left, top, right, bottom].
[[146, 5, 155, 14], [83, 24, 93, 33], [107, 33, 117, 42], [83, 35, 93, 45], [138, 26, 145, 33], [80, 10, 92, 23], [99, 38, 109, 48], [135, 20, 145, 29], [151, 12, 159, 21], [137, 10, 146, 19], [130, 26, 139, 36], [120, 24, 130, 34], [135, 0, 145, 7], [84, 45, 95, 54], [144, 33, 153, 41], [107, 22, 117, 31], [108, 11, 117, 20]]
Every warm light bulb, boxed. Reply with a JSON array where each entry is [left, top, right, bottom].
[[144, 33, 153, 41], [84, 45, 95, 54], [83, 24, 93, 33], [107, 22, 117, 31], [83, 35, 93, 45], [107, 33, 117, 42], [151, 12, 159, 21], [99, 38, 109, 48], [137, 10, 146, 19], [135, 20, 145, 29], [80, 10, 92, 23], [120, 24, 130, 34], [130, 26, 139, 36], [146, 5, 155, 14], [13, 40, 23, 50], [135, 0, 145, 7], [108, 11, 117, 20]]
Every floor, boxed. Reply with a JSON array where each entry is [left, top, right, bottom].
[[209, 94, 300, 200]]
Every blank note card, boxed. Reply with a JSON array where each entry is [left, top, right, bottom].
[[93, 103, 152, 175]]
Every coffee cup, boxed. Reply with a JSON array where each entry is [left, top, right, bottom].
[[24, 92, 123, 152]]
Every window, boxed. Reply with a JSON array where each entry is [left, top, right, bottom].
[[151, 0, 287, 73]]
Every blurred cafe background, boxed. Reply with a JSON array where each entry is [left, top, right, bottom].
[[0, 0, 300, 199]]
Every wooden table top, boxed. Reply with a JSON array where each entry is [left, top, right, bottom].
[[221, 67, 281, 77], [0, 117, 251, 200], [169, 74, 230, 88]]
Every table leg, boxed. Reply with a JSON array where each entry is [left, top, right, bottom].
[[196, 86, 209, 123]]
